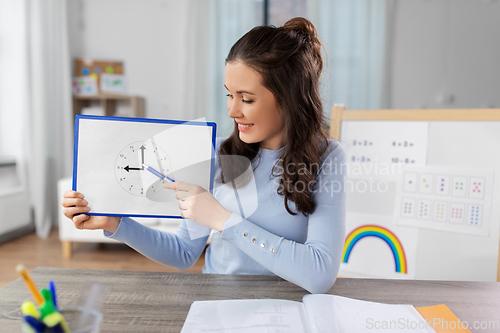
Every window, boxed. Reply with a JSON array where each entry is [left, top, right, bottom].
[[266, 0, 308, 26]]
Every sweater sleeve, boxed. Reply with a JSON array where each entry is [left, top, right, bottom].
[[220, 145, 346, 294], [102, 137, 227, 271], [104, 217, 209, 271]]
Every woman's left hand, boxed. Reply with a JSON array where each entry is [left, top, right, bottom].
[[163, 181, 232, 232]]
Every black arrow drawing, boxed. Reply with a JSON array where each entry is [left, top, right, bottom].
[[124, 165, 141, 172]]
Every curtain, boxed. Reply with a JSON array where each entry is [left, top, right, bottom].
[[0, 1, 28, 157], [308, 0, 395, 111], [202, 0, 393, 130], [0, 0, 73, 238], [182, 0, 210, 121], [206, 0, 263, 137]]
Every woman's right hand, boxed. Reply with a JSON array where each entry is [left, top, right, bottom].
[[61, 191, 120, 234]]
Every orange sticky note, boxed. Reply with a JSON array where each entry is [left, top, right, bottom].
[[416, 304, 471, 333]]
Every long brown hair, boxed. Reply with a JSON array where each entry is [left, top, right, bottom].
[[219, 17, 329, 216]]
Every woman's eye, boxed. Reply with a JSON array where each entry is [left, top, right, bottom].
[[242, 99, 254, 104], [226, 94, 233, 98]]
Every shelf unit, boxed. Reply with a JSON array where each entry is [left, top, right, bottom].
[[72, 94, 146, 119], [61, 94, 147, 258]]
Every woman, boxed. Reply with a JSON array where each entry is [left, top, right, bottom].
[[62, 17, 345, 294]]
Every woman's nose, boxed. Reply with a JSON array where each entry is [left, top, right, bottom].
[[227, 100, 242, 118]]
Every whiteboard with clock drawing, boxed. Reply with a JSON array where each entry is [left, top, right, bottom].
[[73, 115, 216, 218]]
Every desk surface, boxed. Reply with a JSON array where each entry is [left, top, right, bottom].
[[0, 267, 499, 332]]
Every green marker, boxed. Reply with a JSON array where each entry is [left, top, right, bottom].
[[39, 288, 70, 332], [39, 288, 57, 318]]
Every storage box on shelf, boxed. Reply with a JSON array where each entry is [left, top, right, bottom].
[[72, 58, 145, 119]]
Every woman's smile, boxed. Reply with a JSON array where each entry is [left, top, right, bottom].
[[236, 121, 254, 132]]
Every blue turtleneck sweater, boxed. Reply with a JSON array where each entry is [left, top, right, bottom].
[[105, 137, 346, 294]]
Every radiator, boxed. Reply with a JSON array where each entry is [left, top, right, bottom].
[[0, 186, 31, 236]]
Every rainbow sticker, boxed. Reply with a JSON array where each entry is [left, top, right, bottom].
[[342, 225, 407, 274]]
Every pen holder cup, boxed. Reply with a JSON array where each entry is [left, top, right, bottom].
[[22, 306, 103, 333]]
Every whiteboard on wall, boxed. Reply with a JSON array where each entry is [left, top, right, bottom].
[[339, 121, 500, 282]]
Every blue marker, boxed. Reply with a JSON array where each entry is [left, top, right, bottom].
[[142, 164, 175, 182], [23, 315, 46, 333], [49, 280, 58, 311]]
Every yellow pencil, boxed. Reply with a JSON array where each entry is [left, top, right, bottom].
[[16, 264, 44, 306]]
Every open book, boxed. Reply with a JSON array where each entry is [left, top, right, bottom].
[[181, 295, 468, 333]]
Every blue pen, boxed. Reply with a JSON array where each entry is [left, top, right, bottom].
[[48, 280, 58, 311], [142, 164, 175, 182], [23, 315, 46, 333]]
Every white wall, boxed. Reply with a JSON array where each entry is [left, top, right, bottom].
[[68, 0, 500, 117], [390, 0, 500, 109], [67, 0, 189, 120]]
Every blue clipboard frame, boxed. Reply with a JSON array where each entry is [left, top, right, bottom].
[[72, 114, 217, 219]]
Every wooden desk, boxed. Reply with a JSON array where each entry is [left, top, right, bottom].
[[0, 268, 499, 332]]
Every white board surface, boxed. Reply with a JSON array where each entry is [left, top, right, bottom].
[[340, 120, 500, 282], [73, 115, 216, 218]]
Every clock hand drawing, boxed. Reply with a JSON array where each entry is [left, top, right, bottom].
[[151, 136, 165, 175], [115, 141, 172, 197]]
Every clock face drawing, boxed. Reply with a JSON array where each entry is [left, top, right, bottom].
[[115, 141, 172, 196]]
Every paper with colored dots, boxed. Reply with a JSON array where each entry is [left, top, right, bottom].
[[394, 165, 494, 236]]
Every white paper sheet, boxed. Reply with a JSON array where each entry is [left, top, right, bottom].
[[341, 121, 429, 180], [180, 299, 309, 333], [302, 295, 435, 333], [394, 165, 494, 236], [180, 296, 435, 333]]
